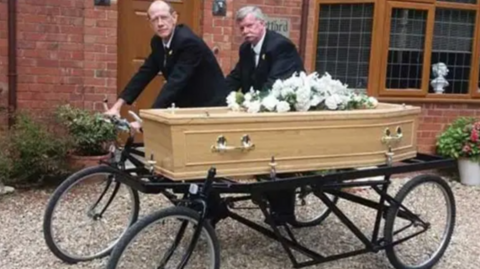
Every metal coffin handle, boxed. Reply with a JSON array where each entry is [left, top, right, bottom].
[[211, 134, 255, 153], [381, 126, 403, 146]]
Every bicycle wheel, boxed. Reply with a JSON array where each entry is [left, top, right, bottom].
[[43, 165, 140, 264], [290, 186, 338, 228], [384, 174, 456, 269], [107, 206, 220, 269]]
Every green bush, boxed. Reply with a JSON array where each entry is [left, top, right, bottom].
[[436, 117, 480, 161], [0, 112, 71, 187], [55, 104, 117, 156]]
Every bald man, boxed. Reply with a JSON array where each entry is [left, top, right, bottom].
[[106, 0, 228, 117]]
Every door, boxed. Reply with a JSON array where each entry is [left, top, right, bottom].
[[117, 0, 201, 141]]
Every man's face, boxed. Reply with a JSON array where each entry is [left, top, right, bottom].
[[148, 2, 177, 40], [237, 13, 265, 45]]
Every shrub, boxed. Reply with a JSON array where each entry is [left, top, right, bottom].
[[55, 104, 117, 156], [0, 112, 71, 187]]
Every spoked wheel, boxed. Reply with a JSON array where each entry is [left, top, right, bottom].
[[384, 174, 456, 269], [288, 185, 338, 228], [43, 165, 140, 264], [106, 206, 220, 269]]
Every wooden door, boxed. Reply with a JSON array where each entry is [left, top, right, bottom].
[[117, 0, 201, 141]]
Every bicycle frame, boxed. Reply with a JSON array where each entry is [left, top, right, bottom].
[[91, 107, 457, 268], [107, 152, 456, 268]]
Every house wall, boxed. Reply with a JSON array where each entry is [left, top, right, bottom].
[[0, 0, 477, 153], [0, 0, 8, 131]]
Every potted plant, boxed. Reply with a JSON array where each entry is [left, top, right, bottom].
[[55, 104, 117, 170], [436, 116, 480, 185]]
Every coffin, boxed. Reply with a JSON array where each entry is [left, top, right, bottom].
[[139, 103, 421, 181]]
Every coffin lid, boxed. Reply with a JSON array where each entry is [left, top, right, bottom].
[[139, 103, 421, 125]]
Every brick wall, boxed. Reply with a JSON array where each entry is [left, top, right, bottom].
[[0, 0, 477, 154], [0, 0, 7, 131], [0, 0, 117, 121]]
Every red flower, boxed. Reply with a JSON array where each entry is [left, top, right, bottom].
[[471, 130, 478, 142], [463, 145, 472, 153]]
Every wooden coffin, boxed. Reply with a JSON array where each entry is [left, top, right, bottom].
[[139, 103, 421, 181]]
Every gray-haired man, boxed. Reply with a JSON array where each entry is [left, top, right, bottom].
[[225, 5, 305, 93]]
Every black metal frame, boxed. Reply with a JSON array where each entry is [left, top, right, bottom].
[[106, 144, 456, 268], [100, 114, 457, 268]]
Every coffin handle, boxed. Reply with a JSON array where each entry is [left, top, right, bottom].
[[211, 135, 255, 153], [381, 126, 403, 145]]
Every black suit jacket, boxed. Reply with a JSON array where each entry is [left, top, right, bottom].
[[225, 29, 305, 93], [119, 24, 229, 108]]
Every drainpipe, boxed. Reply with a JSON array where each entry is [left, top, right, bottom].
[[299, 0, 310, 64], [7, 0, 17, 128]]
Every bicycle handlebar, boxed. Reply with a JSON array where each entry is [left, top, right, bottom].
[[102, 97, 143, 134]]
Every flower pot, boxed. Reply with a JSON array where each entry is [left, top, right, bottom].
[[457, 158, 480, 186], [67, 152, 111, 171]]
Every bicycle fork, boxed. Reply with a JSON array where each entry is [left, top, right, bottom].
[[157, 168, 217, 269]]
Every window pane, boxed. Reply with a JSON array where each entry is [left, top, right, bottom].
[[431, 9, 475, 94], [386, 9, 427, 89], [315, 3, 374, 91]]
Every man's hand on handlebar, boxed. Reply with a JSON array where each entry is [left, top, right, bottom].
[[102, 97, 143, 134], [129, 121, 142, 133], [103, 99, 123, 118]]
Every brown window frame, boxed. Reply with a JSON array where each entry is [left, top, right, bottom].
[[313, 0, 480, 103]]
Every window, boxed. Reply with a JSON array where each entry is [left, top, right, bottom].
[[386, 8, 428, 90], [313, 0, 480, 101], [430, 8, 476, 94], [314, 3, 375, 92]]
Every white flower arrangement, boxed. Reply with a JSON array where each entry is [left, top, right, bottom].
[[226, 71, 378, 113]]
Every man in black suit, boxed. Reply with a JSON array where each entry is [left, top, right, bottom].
[[106, 0, 228, 119], [226, 5, 305, 93]]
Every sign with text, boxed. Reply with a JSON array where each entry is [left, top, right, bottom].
[[266, 17, 291, 38]]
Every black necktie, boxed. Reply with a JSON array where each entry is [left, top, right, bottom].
[[164, 46, 168, 67]]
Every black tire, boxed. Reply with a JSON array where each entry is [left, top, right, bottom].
[[106, 206, 220, 269], [384, 174, 456, 269], [289, 188, 339, 228], [43, 165, 140, 264]]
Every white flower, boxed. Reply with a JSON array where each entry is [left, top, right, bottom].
[[283, 74, 302, 89], [296, 86, 311, 102], [281, 86, 295, 98], [325, 94, 343, 110], [226, 91, 242, 111], [246, 100, 261, 113], [367, 97, 378, 108], [353, 94, 362, 103], [226, 91, 237, 106], [229, 102, 241, 111], [271, 79, 284, 98], [310, 94, 324, 107], [276, 101, 291, 113], [261, 94, 279, 111], [244, 92, 253, 102]]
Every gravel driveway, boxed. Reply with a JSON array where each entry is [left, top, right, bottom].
[[1, 175, 479, 269]]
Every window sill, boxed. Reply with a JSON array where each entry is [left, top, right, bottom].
[[378, 96, 480, 104]]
